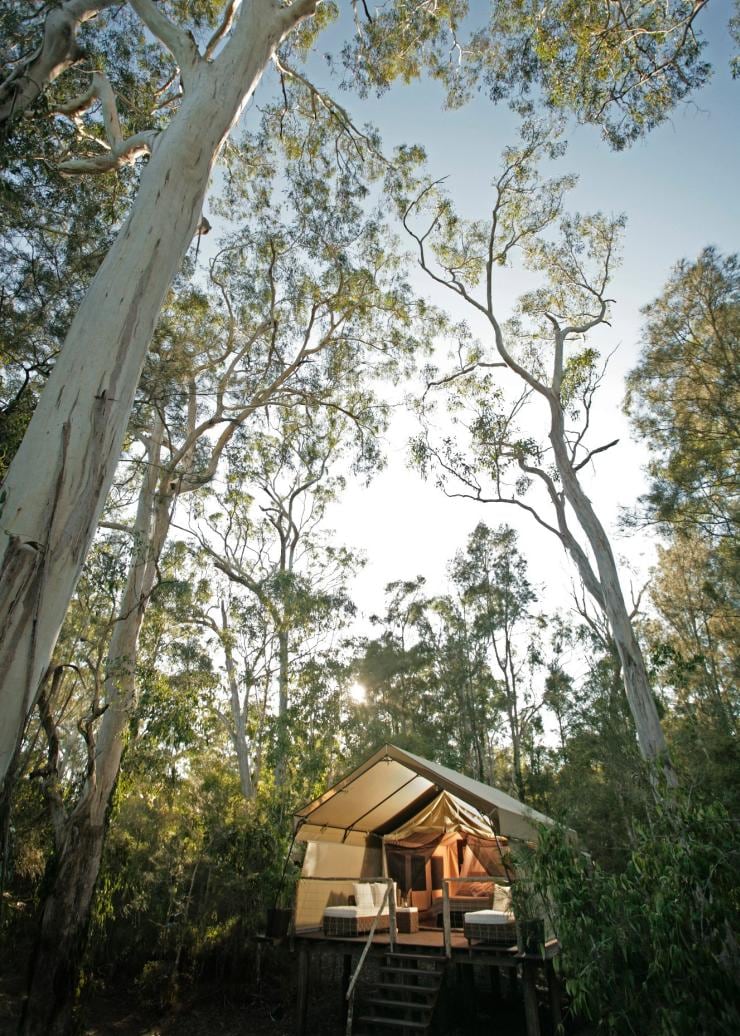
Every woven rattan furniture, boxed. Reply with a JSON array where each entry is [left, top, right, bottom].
[[322, 906, 390, 937], [426, 894, 492, 928], [395, 906, 419, 934], [463, 909, 517, 947]]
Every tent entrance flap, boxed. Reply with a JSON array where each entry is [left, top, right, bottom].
[[383, 789, 495, 843], [382, 790, 512, 900]]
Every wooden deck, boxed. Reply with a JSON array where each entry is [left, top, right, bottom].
[[294, 924, 559, 960], [296, 925, 460, 950], [291, 927, 561, 1035]]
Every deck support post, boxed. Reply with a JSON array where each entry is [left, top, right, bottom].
[[489, 964, 503, 1002], [442, 880, 452, 958], [546, 959, 562, 1032], [462, 962, 476, 1024], [296, 944, 310, 1036], [255, 940, 263, 992], [521, 961, 542, 1036]]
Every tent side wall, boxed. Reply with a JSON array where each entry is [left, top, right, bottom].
[[294, 839, 382, 931]]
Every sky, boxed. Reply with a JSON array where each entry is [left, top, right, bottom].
[[303, 3, 740, 628]]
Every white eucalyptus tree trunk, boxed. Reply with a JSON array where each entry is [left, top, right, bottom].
[[20, 419, 167, 1036], [0, 0, 318, 787], [547, 405, 676, 783], [221, 602, 256, 800]]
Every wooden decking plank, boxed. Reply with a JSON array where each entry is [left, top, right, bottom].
[[374, 982, 437, 999], [364, 997, 433, 1013], [355, 1015, 428, 1031]]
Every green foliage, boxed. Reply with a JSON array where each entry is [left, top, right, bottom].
[[526, 801, 740, 1035], [626, 248, 739, 811], [342, 0, 712, 148], [539, 650, 652, 870], [407, 117, 626, 523], [484, 1, 711, 149], [732, 1, 740, 78], [0, 2, 733, 1023], [346, 524, 547, 798], [626, 248, 740, 547], [0, 2, 157, 478], [92, 748, 297, 996]]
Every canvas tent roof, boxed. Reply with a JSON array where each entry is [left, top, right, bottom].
[[294, 744, 554, 844]]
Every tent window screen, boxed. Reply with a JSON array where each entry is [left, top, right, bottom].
[[466, 835, 510, 878], [387, 851, 428, 893]]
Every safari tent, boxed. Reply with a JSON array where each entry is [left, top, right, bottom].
[[292, 743, 554, 933]]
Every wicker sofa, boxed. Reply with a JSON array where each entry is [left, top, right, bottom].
[[322, 881, 393, 938]]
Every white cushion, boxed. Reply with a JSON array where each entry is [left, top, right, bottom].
[[324, 904, 392, 919], [396, 906, 418, 914], [463, 909, 514, 925], [492, 884, 513, 912], [353, 882, 375, 910], [370, 882, 387, 908], [324, 906, 364, 918]]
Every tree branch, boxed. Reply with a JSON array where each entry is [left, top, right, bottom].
[[572, 437, 620, 473], [55, 70, 159, 174], [0, 0, 119, 128], [204, 0, 242, 60], [128, 0, 200, 77]]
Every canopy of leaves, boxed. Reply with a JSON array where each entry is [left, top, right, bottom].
[[626, 247, 739, 548], [343, 0, 712, 148]]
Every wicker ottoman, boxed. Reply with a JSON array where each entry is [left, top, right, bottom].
[[463, 909, 517, 947], [396, 907, 419, 934]]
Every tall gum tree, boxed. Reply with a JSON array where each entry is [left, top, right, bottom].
[[0, 0, 714, 785], [0, 0, 320, 786], [450, 523, 545, 803], [406, 121, 676, 787]]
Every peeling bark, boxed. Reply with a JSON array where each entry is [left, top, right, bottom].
[[0, 0, 319, 788]]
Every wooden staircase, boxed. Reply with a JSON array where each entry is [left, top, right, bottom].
[[352, 951, 447, 1035]]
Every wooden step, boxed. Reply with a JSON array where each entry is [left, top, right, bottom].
[[374, 981, 437, 999], [354, 950, 447, 1033], [354, 1015, 428, 1031], [379, 965, 441, 978], [364, 997, 433, 1014], [383, 955, 443, 964]]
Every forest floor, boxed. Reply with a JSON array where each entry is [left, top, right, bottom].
[[1, 946, 583, 1035], [0, 958, 345, 1036], [0, 984, 326, 1036], [79, 989, 320, 1036], [2, 986, 561, 1036]]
